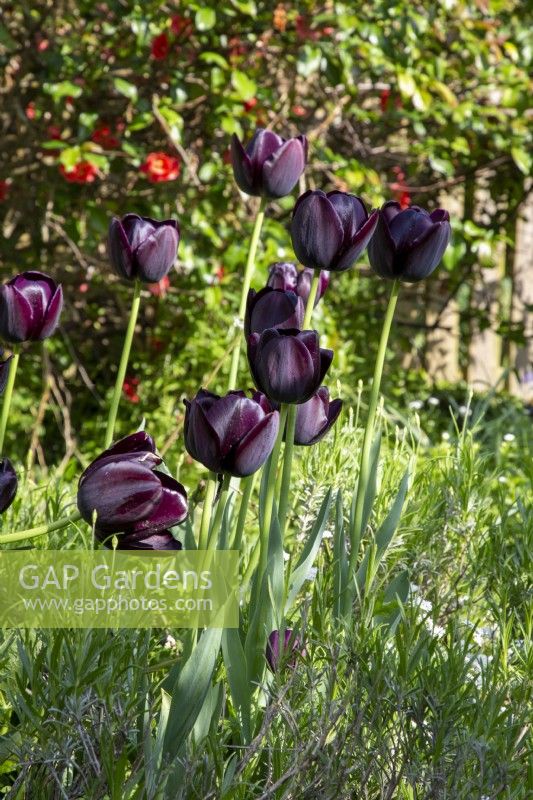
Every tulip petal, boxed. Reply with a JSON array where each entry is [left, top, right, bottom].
[[294, 388, 329, 445], [232, 411, 280, 477], [205, 393, 265, 458], [38, 284, 63, 340], [367, 209, 397, 279], [127, 471, 188, 534], [231, 134, 256, 195], [0, 286, 33, 343], [400, 221, 451, 282], [327, 192, 369, 242], [135, 225, 179, 282], [317, 347, 334, 385], [262, 138, 306, 198], [335, 210, 379, 271], [184, 399, 223, 472], [298, 396, 342, 446], [121, 214, 156, 250], [108, 217, 134, 279], [267, 262, 299, 292], [388, 207, 433, 251], [258, 331, 316, 403], [381, 200, 402, 226], [78, 460, 163, 531], [291, 191, 344, 270], [247, 128, 284, 166], [98, 529, 182, 550], [0, 457, 17, 514], [246, 287, 304, 336]]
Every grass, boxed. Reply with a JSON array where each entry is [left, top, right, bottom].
[[0, 391, 530, 799]]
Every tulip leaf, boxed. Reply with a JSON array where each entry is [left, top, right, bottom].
[[285, 489, 332, 612], [355, 468, 410, 593], [333, 489, 348, 621], [373, 570, 410, 632], [192, 680, 224, 746], [350, 428, 381, 555], [162, 626, 222, 762], [222, 628, 251, 743]]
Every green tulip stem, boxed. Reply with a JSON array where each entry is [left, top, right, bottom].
[[347, 279, 401, 580], [207, 473, 232, 549], [198, 471, 217, 550], [232, 474, 254, 552], [227, 198, 267, 390], [104, 279, 142, 449], [278, 404, 296, 536], [0, 511, 82, 545], [0, 346, 20, 454], [302, 271, 321, 329], [258, 404, 288, 583]]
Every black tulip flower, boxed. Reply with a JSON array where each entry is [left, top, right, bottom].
[[267, 262, 329, 307], [0, 352, 13, 395], [0, 458, 17, 514], [266, 629, 301, 672], [248, 328, 333, 405], [0, 272, 63, 344], [231, 129, 308, 199], [245, 287, 304, 337], [77, 431, 187, 550], [108, 214, 180, 283], [367, 201, 451, 282], [293, 387, 342, 446], [184, 390, 279, 478], [291, 190, 378, 272]]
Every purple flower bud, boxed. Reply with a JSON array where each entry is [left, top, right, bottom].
[[245, 287, 304, 337], [0, 458, 17, 514], [291, 190, 378, 272], [266, 629, 301, 672], [295, 268, 330, 306], [267, 262, 299, 292], [108, 214, 179, 283], [367, 201, 451, 282], [77, 431, 187, 549], [0, 272, 63, 344], [231, 129, 308, 199], [184, 390, 279, 478], [248, 328, 333, 405], [0, 352, 13, 395], [293, 386, 342, 445]]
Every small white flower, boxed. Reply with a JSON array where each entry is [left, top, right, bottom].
[[306, 567, 318, 581], [283, 551, 290, 562], [233, 317, 244, 330], [458, 405, 472, 416], [164, 635, 177, 650], [503, 433, 515, 442], [428, 396, 440, 407], [498, 476, 507, 484], [441, 431, 450, 441], [322, 529, 333, 540], [409, 400, 423, 410], [419, 599, 433, 612], [276, 247, 287, 258]]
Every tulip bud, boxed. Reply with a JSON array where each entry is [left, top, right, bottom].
[[108, 214, 179, 283], [291, 190, 378, 272], [267, 263, 329, 308], [184, 390, 279, 477], [231, 128, 308, 198], [0, 272, 63, 344], [245, 287, 304, 337], [248, 328, 333, 405], [77, 431, 187, 549], [295, 268, 330, 307], [367, 201, 451, 282], [266, 629, 301, 671], [293, 386, 342, 445], [0, 458, 17, 513]]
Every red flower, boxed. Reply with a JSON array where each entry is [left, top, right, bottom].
[[25, 102, 36, 120], [170, 15, 192, 36], [380, 88, 391, 113], [148, 275, 170, 297], [123, 376, 140, 404], [243, 97, 258, 113], [59, 161, 98, 184], [47, 125, 62, 140], [398, 191, 411, 209], [140, 152, 181, 183], [78, 282, 89, 293], [0, 181, 10, 202], [291, 104, 307, 117], [36, 36, 49, 52], [151, 32, 169, 60], [91, 125, 120, 150]]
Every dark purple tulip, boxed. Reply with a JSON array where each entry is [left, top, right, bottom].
[[77, 431, 187, 550], [0, 458, 17, 514], [245, 287, 304, 337], [108, 214, 179, 283], [231, 129, 308, 198], [291, 190, 378, 272], [267, 262, 329, 307], [293, 387, 342, 446], [184, 390, 279, 477], [248, 328, 333, 405], [0, 352, 13, 395], [0, 272, 63, 344], [367, 201, 451, 282], [266, 629, 300, 672]]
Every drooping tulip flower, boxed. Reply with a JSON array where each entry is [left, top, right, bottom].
[[231, 128, 308, 198], [0, 458, 17, 513], [367, 201, 451, 282], [291, 190, 378, 272], [267, 262, 329, 307], [245, 287, 304, 337], [77, 431, 187, 549], [0, 352, 13, 395], [0, 272, 63, 344], [266, 629, 301, 672], [184, 390, 279, 477], [248, 328, 333, 405], [108, 214, 179, 283], [293, 386, 342, 445]]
